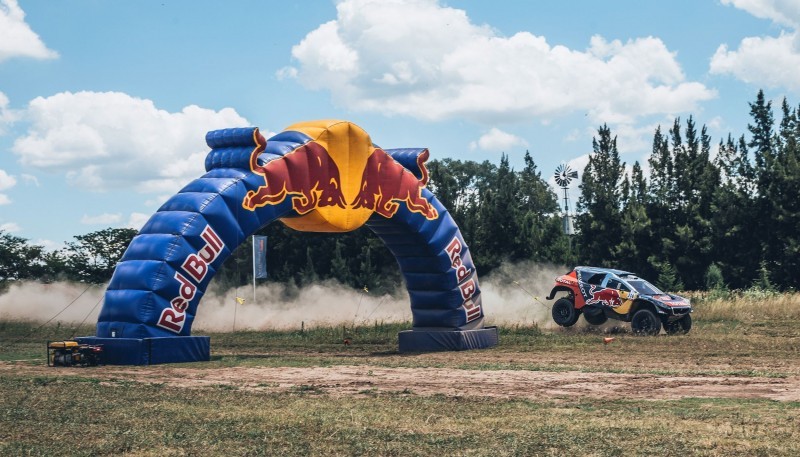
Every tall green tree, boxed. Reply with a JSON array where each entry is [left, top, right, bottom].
[[475, 153, 519, 271], [63, 228, 138, 283], [514, 151, 569, 264], [747, 90, 777, 279], [0, 231, 48, 283], [765, 98, 800, 288], [712, 134, 759, 287], [614, 162, 653, 278], [672, 118, 719, 289], [576, 124, 625, 266]]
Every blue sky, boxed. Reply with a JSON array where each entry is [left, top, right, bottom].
[[1, 0, 798, 249]]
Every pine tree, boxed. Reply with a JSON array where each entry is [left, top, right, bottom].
[[766, 98, 800, 288], [672, 118, 719, 289], [614, 162, 654, 277], [646, 125, 677, 281], [712, 135, 760, 287], [330, 239, 354, 287], [514, 151, 568, 263], [655, 261, 684, 291], [576, 124, 625, 266], [300, 246, 318, 285], [475, 154, 519, 271], [749, 90, 775, 172]]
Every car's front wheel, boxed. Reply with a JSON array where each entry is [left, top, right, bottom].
[[552, 298, 580, 327], [664, 314, 692, 335], [631, 308, 661, 336]]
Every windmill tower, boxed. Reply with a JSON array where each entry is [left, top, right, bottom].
[[554, 163, 578, 235]]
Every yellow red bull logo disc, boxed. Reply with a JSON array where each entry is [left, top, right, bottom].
[[243, 120, 438, 232]]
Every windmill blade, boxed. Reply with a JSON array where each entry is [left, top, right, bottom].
[[554, 163, 576, 188]]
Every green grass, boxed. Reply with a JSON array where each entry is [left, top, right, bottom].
[[2, 293, 800, 455], [3, 312, 799, 377], [2, 375, 798, 456]]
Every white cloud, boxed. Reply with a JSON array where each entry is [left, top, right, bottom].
[[145, 195, 173, 207], [0, 168, 15, 205], [469, 128, 528, 152], [80, 213, 123, 225], [284, 0, 715, 124], [721, 0, 800, 28], [0, 221, 20, 232], [34, 238, 64, 252], [712, 1, 800, 91], [0, 91, 18, 133], [12, 91, 250, 193], [127, 212, 150, 231], [275, 66, 298, 80], [710, 32, 800, 91], [20, 173, 38, 186], [614, 121, 664, 156], [706, 116, 724, 131], [0, 0, 58, 63], [0, 168, 15, 190]]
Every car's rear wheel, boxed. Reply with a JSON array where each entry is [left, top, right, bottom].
[[552, 298, 580, 327], [631, 309, 661, 336], [583, 309, 608, 325], [664, 314, 692, 335]]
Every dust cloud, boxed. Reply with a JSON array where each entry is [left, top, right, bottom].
[[0, 281, 106, 325], [193, 280, 412, 331], [479, 262, 566, 327], [0, 262, 568, 332]]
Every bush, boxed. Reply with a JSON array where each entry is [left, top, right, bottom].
[[655, 261, 684, 291], [704, 263, 725, 290]]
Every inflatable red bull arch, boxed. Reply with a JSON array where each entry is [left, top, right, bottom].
[[78, 120, 498, 364]]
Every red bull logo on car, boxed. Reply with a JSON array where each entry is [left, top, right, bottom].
[[241, 120, 438, 232], [585, 285, 623, 308]]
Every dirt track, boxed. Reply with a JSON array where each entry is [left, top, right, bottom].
[[5, 362, 799, 402]]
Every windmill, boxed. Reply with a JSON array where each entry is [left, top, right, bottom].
[[554, 163, 578, 235]]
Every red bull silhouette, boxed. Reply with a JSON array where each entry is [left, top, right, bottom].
[[351, 148, 438, 220], [586, 285, 622, 308], [243, 134, 346, 214]]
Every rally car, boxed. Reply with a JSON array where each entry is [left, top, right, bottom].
[[545, 266, 693, 335]]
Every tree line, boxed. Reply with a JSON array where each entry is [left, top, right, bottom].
[[1, 90, 796, 292], [577, 90, 798, 291], [0, 228, 138, 287]]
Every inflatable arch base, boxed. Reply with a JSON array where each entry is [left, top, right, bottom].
[[75, 336, 209, 365], [74, 327, 499, 365], [398, 326, 499, 352]]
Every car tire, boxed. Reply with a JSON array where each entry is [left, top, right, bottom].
[[665, 314, 692, 335], [664, 320, 680, 334], [678, 314, 692, 334], [631, 308, 661, 336], [583, 309, 608, 325], [552, 298, 580, 327]]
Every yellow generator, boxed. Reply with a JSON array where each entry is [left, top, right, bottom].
[[47, 340, 103, 367]]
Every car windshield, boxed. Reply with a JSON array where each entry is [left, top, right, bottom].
[[626, 279, 664, 295]]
